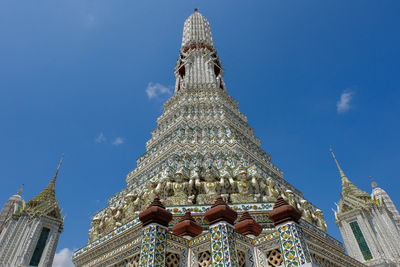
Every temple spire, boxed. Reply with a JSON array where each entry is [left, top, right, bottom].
[[181, 11, 214, 49], [175, 11, 225, 92], [50, 153, 64, 186], [370, 177, 400, 229], [17, 184, 24, 195], [25, 154, 64, 219], [370, 176, 377, 189], [330, 148, 350, 183], [332, 149, 372, 216]]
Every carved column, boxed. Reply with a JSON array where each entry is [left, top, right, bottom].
[[138, 197, 172, 267], [204, 196, 239, 267], [269, 195, 315, 267]]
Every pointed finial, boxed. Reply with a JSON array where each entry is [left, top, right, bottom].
[[172, 209, 202, 238], [330, 148, 349, 183], [148, 196, 165, 209], [204, 196, 237, 225], [24, 155, 64, 220], [269, 195, 301, 225], [370, 176, 377, 188], [51, 154, 64, 184], [139, 196, 172, 227], [194, 8, 198, 12], [235, 209, 262, 236], [17, 184, 24, 195]]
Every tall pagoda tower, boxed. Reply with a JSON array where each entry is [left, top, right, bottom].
[[73, 11, 365, 267]]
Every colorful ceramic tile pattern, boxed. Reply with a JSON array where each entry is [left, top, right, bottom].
[[73, 208, 343, 261], [291, 223, 311, 263], [166, 202, 274, 215], [138, 224, 167, 267], [210, 223, 239, 267], [277, 222, 311, 267]]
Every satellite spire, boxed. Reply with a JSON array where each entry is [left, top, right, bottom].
[[370, 176, 377, 189], [25, 153, 64, 220], [17, 184, 24, 195], [51, 154, 64, 186], [330, 148, 350, 183]]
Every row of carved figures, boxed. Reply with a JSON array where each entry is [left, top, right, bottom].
[[128, 165, 278, 206], [88, 165, 327, 242]]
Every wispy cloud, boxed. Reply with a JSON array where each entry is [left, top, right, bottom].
[[53, 248, 74, 267], [95, 132, 106, 143], [145, 82, 172, 99], [112, 137, 124, 146], [95, 133, 124, 146], [337, 90, 354, 114]]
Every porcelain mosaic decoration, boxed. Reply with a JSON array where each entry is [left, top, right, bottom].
[[138, 225, 167, 267], [277, 222, 311, 266], [210, 223, 239, 267], [72, 10, 368, 267]]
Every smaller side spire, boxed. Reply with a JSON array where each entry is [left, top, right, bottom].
[[51, 153, 64, 185], [370, 176, 377, 189], [330, 148, 350, 183], [25, 154, 64, 220], [331, 150, 373, 216], [371, 178, 400, 229], [17, 184, 24, 195]]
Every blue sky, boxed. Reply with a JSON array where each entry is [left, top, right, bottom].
[[1, 1, 399, 265]]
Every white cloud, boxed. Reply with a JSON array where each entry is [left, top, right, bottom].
[[95, 132, 106, 143], [53, 248, 74, 267], [95, 133, 124, 146], [112, 137, 124, 146], [337, 91, 354, 114], [145, 82, 172, 99]]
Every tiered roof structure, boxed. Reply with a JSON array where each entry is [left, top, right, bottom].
[[25, 155, 63, 221], [0, 188, 24, 234], [370, 179, 400, 230], [332, 150, 400, 266], [96, 10, 309, 226], [0, 156, 64, 266], [330, 150, 373, 216], [73, 11, 365, 267]]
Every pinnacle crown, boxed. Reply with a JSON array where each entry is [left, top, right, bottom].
[[182, 11, 214, 49]]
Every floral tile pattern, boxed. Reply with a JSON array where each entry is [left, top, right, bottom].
[[292, 224, 311, 263], [277, 222, 310, 267], [255, 231, 279, 245], [139, 224, 167, 267], [188, 232, 210, 247], [210, 223, 239, 267]]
